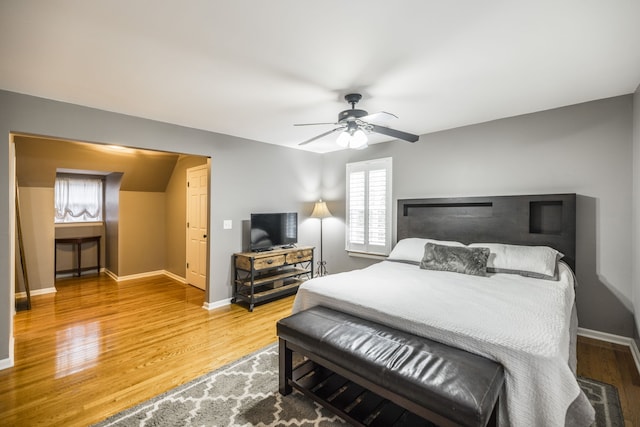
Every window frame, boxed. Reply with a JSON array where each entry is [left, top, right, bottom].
[[345, 157, 393, 256], [54, 173, 105, 224]]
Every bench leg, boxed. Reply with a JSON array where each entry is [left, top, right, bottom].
[[487, 396, 499, 427], [279, 338, 292, 395]]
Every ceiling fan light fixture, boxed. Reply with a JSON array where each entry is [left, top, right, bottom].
[[297, 93, 418, 147], [335, 128, 368, 149], [336, 130, 350, 148], [351, 129, 368, 149]]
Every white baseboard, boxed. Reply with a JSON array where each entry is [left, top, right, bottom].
[[0, 337, 15, 371], [632, 340, 640, 375], [55, 267, 105, 280], [105, 270, 166, 282], [105, 269, 187, 284], [578, 327, 640, 375], [163, 270, 186, 284], [15, 287, 57, 299], [104, 270, 187, 284], [104, 269, 118, 281], [203, 298, 231, 311]]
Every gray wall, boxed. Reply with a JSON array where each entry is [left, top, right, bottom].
[[1, 89, 637, 366], [16, 187, 54, 292], [633, 84, 640, 348], [105, 173, 123, 276], [322, 95, 636, 337], [118, 191, 166, 276], [0, 90, 323, 364]]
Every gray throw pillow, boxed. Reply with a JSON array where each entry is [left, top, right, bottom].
[[420, 243, 490, 277]]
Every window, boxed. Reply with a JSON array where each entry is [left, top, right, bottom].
[[54, 175, 104, 223], [345, 157, 392, 255]]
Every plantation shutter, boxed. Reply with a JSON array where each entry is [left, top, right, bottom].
[[345, 157, 392, 255]]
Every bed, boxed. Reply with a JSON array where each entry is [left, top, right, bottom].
[[291, 194, 595, 427]]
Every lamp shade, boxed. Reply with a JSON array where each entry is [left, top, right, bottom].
[[310, 200, 332, 219]]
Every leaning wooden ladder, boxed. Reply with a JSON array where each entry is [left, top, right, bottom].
[[15, 186, 31, 311]]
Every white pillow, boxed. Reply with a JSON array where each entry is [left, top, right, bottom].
[[469, 243, 563, 280], [388, 238, 465, 264]]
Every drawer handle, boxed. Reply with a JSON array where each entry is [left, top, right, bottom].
[[266, 259, 274, 264], [296, 255, 302, 259]]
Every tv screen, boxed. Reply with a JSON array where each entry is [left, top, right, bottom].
[[250, 212, 298, 251]]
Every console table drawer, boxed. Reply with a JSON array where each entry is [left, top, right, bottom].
[[253, 255, 286, 270], [236, 254, 285, 271], [286, 249, 313, 264]]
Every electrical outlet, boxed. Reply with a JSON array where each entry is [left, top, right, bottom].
[[223, 220, 232, 229]]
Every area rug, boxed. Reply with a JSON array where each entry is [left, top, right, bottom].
[[94, 343, 623, 427], [576, 376, 624, 427]]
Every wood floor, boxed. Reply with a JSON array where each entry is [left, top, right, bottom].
[[1, 274, 638, 426], [577, 336, 640, 426]]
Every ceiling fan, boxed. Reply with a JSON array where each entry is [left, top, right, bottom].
[[296, 93, 419, 149]]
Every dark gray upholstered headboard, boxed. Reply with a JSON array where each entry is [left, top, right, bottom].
[[397, 194, 577, 271]]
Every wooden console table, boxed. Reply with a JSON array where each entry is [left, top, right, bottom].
[[54, 236, 101, 277], [233, 246, 314, 311]]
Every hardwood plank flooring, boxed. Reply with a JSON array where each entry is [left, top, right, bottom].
[[1, 274, 294, 426], [1, 273, 638, 426], [577, 335, 640, 426]]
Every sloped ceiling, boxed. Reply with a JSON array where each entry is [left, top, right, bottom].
[[1, 1, 639, 153], [15, 136, 181, 192]]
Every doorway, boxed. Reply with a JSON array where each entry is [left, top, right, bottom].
[[186, 165, 208, 290], [12, 134, 210, 297]]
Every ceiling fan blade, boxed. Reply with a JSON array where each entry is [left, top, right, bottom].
[[294, 122, 336, 126], [298, 127, 344, 146], [370, 124, 419, 143], [360, 111, 398, 123]]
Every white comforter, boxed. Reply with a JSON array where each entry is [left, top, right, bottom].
[[292, 261, 595, 427]]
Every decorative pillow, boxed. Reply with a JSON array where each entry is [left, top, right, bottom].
[[387, 238, 465, 265], [420, 243, 490, 277], [468, 243, 563, 281]]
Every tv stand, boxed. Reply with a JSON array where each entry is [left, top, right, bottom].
[[232, 246, 314, 312]]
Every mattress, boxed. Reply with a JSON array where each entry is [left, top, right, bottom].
[[292, 260, 595, 427]]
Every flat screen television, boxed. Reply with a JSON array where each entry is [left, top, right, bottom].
[[250, 212, 298, 251]]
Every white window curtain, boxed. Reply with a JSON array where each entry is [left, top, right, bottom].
[[54, 176, 104, 223], [345, 157, 392, 255]]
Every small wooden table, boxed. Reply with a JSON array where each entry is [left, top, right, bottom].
[[54, 236, 101, 277]]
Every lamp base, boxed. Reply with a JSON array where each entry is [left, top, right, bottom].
[[316, 260, 327, 277]]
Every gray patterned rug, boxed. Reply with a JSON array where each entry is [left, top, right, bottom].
[[577, 377, 625, 427], [94, 343, 623, 427]]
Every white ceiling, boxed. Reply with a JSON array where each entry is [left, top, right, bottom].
[[1, 1, 639, 153]]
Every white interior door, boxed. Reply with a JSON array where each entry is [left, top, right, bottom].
[[186, 165, 208, 290]]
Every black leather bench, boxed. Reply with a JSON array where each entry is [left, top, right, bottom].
[[277, 306, 505, 427]]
